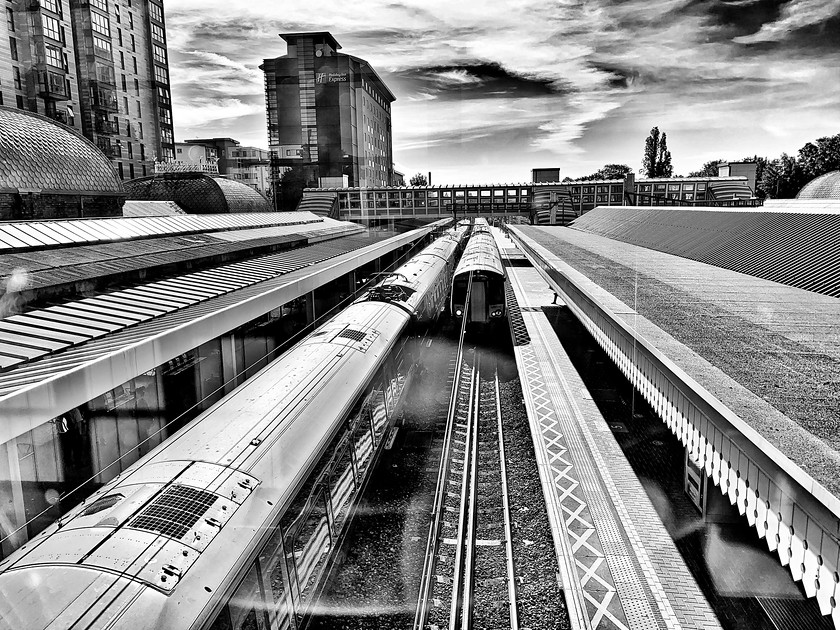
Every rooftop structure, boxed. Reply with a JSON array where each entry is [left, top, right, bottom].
[[797, 170, 840, 200], [0, 105, 124, 219], [124, 172, 272, 214]]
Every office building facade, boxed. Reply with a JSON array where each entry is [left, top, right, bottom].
[[1, 0, 175, 180], [261, 32, 395, 190]]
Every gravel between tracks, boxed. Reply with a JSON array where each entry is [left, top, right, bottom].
[[499, 377, 570, 630]]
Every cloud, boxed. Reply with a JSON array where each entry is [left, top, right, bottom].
[[733, 0, 840, 43], [163, 0, 840, 181]]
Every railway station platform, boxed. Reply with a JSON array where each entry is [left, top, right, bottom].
[[499, 230, 721, 630], [499, 210, 840, 630]]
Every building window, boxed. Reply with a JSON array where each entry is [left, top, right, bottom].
[[117, 162, 124, 178], [138, 122, 143, 138], [41, 14, 62, 41], [151, 23, 165, 43], [142, 165, 147, 177], [45, 44, 63, 69], [121, 75, 127, 91], [132, 57, 137, 73], [93, 36, 112, 55], [149, 2, 163, 22], [152, 44, 166, 64], [6, 9, 14, 32], [128, 12, 133, 29], [127, 142, 133, 158], [41, 0, 60, 14], [155, 66, 169, 84], [117, 28, 122, 47], [90, 0, 108, 10], [140, 144, 145, 160], [134, 78, 139, 95], [13, 67, 21, 90], [130, 34, 135, 52], [91, 11, 110, 37], [9, 37, 17, 61], [161, 128, 173, 144], [136, 101, 141, 116], [158, 107, 170, 124], [129, 164, 134, 178], [120, 51, 125, 69], [125, 119, 131, 135]]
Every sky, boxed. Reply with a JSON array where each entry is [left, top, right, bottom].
[[164, 0, 840, 184]]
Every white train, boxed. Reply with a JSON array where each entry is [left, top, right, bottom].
[[0, 224, 468, 630], [450, 219, 506, 326]]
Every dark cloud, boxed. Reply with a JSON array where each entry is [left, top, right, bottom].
[[394, 62, 560, 100]]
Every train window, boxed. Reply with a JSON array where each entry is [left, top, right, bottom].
[[442, 190, 452, 198], [520, 189, 529, 195], [455, 190, 464, 197], [494, 189, 504, 197], [350, 400, 375, 478], [480, 190, 491, 197], [328, 443, 356, 527], [467, 190, 478, 197], [226, 565, 271, 630], [258, 527, 295, 629], [290, 489, 332, 606]]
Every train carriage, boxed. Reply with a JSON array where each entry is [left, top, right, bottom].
[[450, 219, 506, 327], [0, 224, 468, 630]]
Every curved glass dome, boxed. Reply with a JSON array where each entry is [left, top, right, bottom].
[[797, 170, 840, 200], [124, 173, 272, 213], [0, 106, 122, 194]]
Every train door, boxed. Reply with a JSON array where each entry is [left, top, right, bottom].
[[470, 280, 486, 322]]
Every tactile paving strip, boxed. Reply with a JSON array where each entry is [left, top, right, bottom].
[[507, 264, 722, 630]]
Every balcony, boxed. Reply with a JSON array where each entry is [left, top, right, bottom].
[[96, 140, 117, 158], [38, 70, 69, 101], [46, 109, 68, 125], [95, 119, 117, 135], [91, 82, 118, 111]]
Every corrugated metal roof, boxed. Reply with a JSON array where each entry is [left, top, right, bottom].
[[0, 232, 408, 396], [0, 212, 321, 252], [570, 205, 840, 298], [0, 233, 377, 372]]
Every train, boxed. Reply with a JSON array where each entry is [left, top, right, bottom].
[[0, 223, 468, 630], [450, 218, 507, 327]]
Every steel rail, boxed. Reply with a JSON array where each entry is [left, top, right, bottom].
[[495, 366, 520, 629], [454, 353, 480, 630], [413, 271, 474, 630]]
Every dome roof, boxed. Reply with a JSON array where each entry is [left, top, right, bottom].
[[0, 106, 122, 194], [123, 173, 272, 213], [797, 170, 840, 200]]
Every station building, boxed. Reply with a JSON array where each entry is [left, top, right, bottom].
[[299, 174, 757, 224], [261, 32, 396, 190]]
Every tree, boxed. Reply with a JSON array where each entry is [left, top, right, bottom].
[[278, 164, 309, 211], [641, 127, 673, 177], [575, 164, 633, 181], [761, 153, 806, 199], [409, 172, 428, 186], [688, 159, 723, 178], [797, 134, 840, 181]]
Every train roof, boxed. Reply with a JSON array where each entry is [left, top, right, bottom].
[[454, 232, 505, 279]]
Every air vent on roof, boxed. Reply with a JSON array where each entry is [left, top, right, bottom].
[[129, 485, 217, 540], [337, 329, 367, 342], [81, 493, 124, 516]]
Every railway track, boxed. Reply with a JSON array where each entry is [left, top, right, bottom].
[[415, 274, 519, 630]]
